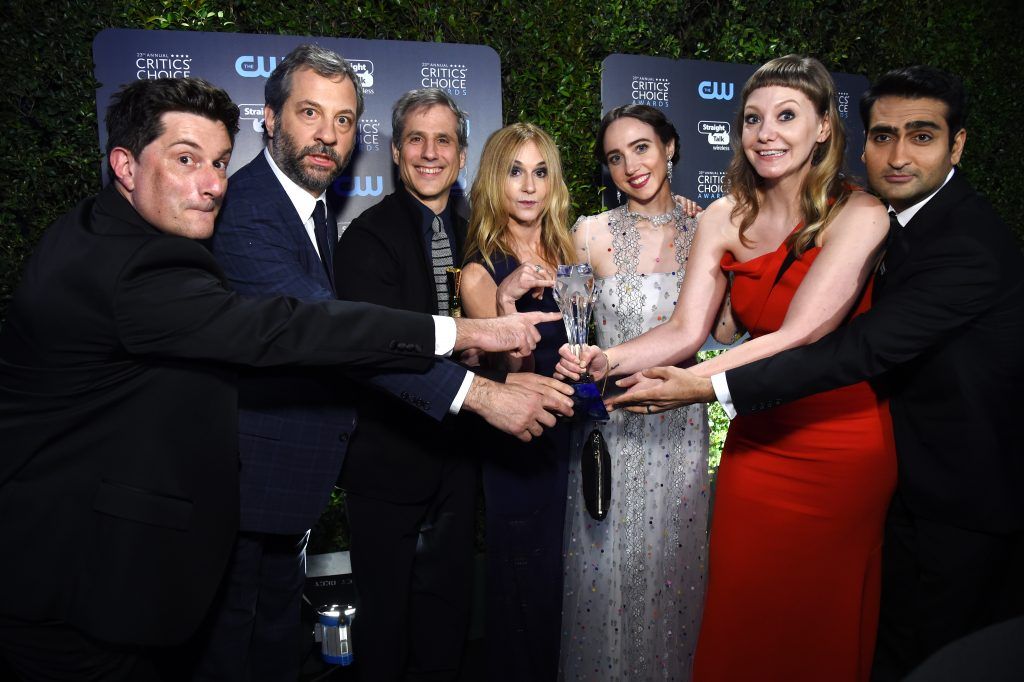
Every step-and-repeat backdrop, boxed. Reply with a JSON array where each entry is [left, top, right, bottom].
[[601, 54, 870, 209], [92, 29, 502, 230], [92, 33, 869, 228]]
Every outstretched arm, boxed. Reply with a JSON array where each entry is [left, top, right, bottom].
[[557, 202, 733, 381], [689, 193, 888, 378]]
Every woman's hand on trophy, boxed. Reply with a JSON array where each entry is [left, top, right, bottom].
[[496, 262, 557, 313], [554, 343, 607, 382], [673, 195, 704, 218]]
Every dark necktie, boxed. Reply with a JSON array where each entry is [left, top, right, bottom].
[[878, 210, 902, 286], [313, 199, 335, 290], [431, 214, 453, 315], [885, 210, 902, 246]]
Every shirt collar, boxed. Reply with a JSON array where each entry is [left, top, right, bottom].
[[891, 167, 956, 227], [264, 147, 326, 222], [414, 193, 450, 235]]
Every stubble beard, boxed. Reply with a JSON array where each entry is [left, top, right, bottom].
[[270, 122, 351, 195]]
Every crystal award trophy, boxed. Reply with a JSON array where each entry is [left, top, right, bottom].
[[553, 263, 609, 422]]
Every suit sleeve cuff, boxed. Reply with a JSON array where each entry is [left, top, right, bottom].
[[711, 372, 737, 419], [433, 316, 457, 356]]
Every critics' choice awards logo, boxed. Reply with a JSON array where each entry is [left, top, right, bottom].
[[359, 119, 380, 152], [631, 76, 670, 107], [698, 120, 731, 151], [697, 80, 734, 100], [238, 104, 266, 133], [421, 62, 468, 96], [837, 91, 850, 119], [136, 52, 191, 79], [695, 170, 727, 201]]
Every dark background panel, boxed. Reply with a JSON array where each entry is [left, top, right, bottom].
[[92, 28, 502, 229]]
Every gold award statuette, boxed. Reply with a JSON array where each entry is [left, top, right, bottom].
[[446, 267, 462, 317]]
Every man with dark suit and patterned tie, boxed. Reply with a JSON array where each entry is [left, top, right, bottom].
[[202, 48, 571, 680], [606, 66, 1024, 680], [334, 88, 524, 681]]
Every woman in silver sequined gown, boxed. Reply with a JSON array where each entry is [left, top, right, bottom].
[[559, 105, 710, 681]]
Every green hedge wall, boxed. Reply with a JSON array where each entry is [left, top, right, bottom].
[[2, 0, 1022, 316]]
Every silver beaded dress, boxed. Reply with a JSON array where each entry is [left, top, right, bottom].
[[559, 206, 709, 682]]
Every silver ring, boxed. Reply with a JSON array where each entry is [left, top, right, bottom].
[[533, 264, 543, 273], [646, 405, 653, 414]]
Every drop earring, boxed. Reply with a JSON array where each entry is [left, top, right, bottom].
[[616, 189, 622, 205], [667, 159, 673, 183]]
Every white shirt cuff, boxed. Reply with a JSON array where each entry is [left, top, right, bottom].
[[449, 371, 474, 415], [711, 372, 737, 420], [433, 316, 457, 356]]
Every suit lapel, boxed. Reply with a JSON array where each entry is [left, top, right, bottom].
[[252, 153, 334, 293], [880, 170, 972, 287]]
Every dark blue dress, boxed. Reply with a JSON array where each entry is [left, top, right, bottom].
[[476, 252, 571, 682]]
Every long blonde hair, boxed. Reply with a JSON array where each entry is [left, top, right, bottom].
[[465, 123, 574, 270], [726, 54, 850, 255]]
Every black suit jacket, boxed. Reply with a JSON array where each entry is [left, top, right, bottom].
[[727, 171, 1024, 532], [0, 185, 437, 646], [335, 185, 471, 502]]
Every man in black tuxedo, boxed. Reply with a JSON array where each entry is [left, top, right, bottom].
[[199, 45, 565, 681], [0, 77, 559, 681], [609, 66, 1024, 679], [334, 88, 572, 681]]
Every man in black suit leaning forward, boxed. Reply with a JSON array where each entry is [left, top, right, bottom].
[[0, 77, 559, 681], [608, 66, 1024, 679]]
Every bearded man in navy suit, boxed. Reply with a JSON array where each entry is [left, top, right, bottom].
[[201, 45, 571, 680]]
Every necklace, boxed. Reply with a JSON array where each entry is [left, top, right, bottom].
[[624, 204, 682, 228]]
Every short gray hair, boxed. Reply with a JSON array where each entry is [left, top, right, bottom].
[[391, 88, 469, 151], [264, 44, 364, 141]]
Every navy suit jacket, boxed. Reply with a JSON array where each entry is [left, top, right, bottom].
[[726, 171, 1024, 533], [211, 152, 466, 533]]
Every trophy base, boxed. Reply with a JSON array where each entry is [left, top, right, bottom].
[[570, 377, 609, 423]]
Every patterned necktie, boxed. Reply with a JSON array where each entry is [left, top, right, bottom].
[[313, 199, 335, 290], [430, 214, 453, 315]]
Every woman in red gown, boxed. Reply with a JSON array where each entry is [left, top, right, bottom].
[[557, 55, 897, 681]]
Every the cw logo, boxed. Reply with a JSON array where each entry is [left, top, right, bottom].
[[335, 176, 384, 197], [235, 55, 279, 79], [698, 81, 734, 100]]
